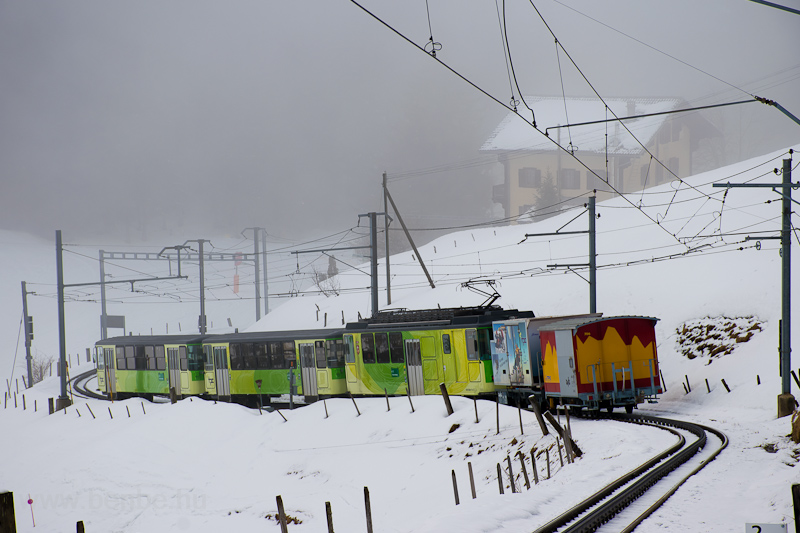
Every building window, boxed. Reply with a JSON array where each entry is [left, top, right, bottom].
[[560, 169, 580, 189], [518, 167, 541, 188]]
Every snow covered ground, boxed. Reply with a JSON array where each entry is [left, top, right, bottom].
[[2, 145, 799, 532]]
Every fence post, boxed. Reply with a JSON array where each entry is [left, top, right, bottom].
[[77, 520, 85, 533], [721, 379, 731, 393], [276, 495, 289, 533], [325, 501, 334, 533], [496, 463, 504, 494], [349, 392, 361, 416], [543, 411, 583, 457], [439, 383, 454, 416], [557, 437, 564, 467], [506, 455, 516, 493], [530, 447, 539, 484], [518, 404, 524, 435], [407, 387, 415, 413], [0, 492, 16, 533], [468, 462, 476, 499], [474, 398, 479, 423], [496, 400, 500, 435], [529, 395, 549, 436], [364, 487, 373, 533], [517, 451, 531, 490], [451, 470, 460, 505], [546, 449, 551, 479], [385, 389, 390, 412]]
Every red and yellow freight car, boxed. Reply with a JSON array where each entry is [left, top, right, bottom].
[[539, 316, 661, 413]]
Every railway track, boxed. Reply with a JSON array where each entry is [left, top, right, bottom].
[[532, 413, 727, 533], [70, 369, 108, 401]]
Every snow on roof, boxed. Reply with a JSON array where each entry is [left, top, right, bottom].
[[481, 96, 682, 155]]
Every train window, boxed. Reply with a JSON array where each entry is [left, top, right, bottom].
[[187, 345, 205, 371], [478, 329, 492, 359], [179, 346, 188, 371], [442, 334, 452, 354], [214, 347, 229, 369], [229, 344, 243, 370], [283, 341, 296, 368], [255, 343, 271, 369], [268, 342, 283, 369], [126, 345, 137, 371], [115, 346, 125, 370], [361, 334, 375, 364], [155, 346, 166, 370], [315, 341, 326, 369], [389, 332, 404, 364], [144, 346, 155, 370], [375, 333, 390, 364], [97, 348, 105, 369], [344, 335, 355, 364], [466, 330, 479, 361], [327, 339, 344, 368], [240, 343, 256, 370]]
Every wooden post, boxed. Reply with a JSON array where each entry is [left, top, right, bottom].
[[684, 375, 691, 393], [126, 405, 131, 418], [496, 399, 500, 435], [349, 392, 361, 416], [324, 400, 329, 419], [276, 409, 288, 422], [496, 463, 504, 494], [682, 382, 688, 394], [276, 495, 289, 533], [530, 447, 539, 484], [86, 404, 95, 419], [22, 395, 25, 410], [506, 455, 516, 493], [705, 378, 710, 393], [108, 406, 113, 419], [76, 409, 81, 417], [468, 462, 476, 499], [474, 398, 479, 424], [77, 520, 85, 533], [141, 402, 146, 414], [529, 395, 549, 436], [660, 369, 667, 392], [385, 389, 390, 412], [451, 470, 460, 505], [34, 399, 37, 412], [0, 491, 16, 533], [364, 487, 373, 533], [518, 404, 524, 435], [721, 379, 731, 393], [757, 374, 761, 385], [48, 398, 54, 415], [546, 448, 551, 479], [13, 393, 17, 408], [439, 383, 454, 416], [557, 437, 564, 467], [543, 411, 583, 456], [407, 387, 415, 413], [325, 501, 335, 533], [517, 452, 530, 490]]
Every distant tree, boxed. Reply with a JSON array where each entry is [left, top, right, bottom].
[[534, 170, 560, 215], [312, 264, 341, 297], [31, 352, 55, 384]]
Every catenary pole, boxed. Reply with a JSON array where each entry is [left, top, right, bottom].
[[780, 158, 791, 398], [254, 228, 261, 322], [262, 228, 269, 316], [21, 282, 33, 388], [55, 231, 71, 410], [589, 195, 597, 313]]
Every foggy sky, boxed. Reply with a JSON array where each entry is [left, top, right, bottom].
[[1, 0, 798, 243]]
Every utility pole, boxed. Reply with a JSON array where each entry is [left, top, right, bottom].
[[268, 228, 269, 316], [524, 194, 598, 313], [383, 172, 392, 305], [253, 228, 261, 322], [195, 239, 208, 334], [714, 155, 796, 417], [99, 249, 107, 340], [55, 230, 71, 411], [21, 281, 33, 388]]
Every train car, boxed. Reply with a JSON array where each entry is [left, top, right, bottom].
[[94, 335, 207, 400], [491, 314, 601, 404], [539, 316, 662, 413], [344, 307, 534, 397], [207, 329, 346, 404]]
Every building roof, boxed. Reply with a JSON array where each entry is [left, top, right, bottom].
[[481, 96, 682, 155]]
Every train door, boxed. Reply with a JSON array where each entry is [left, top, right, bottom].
[[420, 336, 439, 391], [299, 343, 318, 399], [344, 335, 358, 385], [405, 339, 424, 395], [315, 341, 329, 393], [179, 346, 190, 394], [104, 348, 116, 395], [214, 346, 230, 398], [555, 330, 578, 396], [442, 331, 458, 387], [203, 346, 217, 395], [167, 347, 182, 398]]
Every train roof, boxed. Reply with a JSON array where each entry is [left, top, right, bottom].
[[346, 306, 534, 330], [209, 329, 346, 342], [96, 334, 208, 346], [538, 315, 659, 332]]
